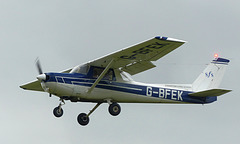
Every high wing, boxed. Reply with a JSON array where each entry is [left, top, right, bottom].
[[88, 36, 186, 75], [20, 36, 185, 92]]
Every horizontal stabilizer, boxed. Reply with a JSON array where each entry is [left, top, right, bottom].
[[189, 89, 232, 97]]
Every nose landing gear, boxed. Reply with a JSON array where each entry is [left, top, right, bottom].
[[53, 99, 65, 118]]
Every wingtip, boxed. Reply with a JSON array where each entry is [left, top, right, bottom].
[[155, 36, 168, 40], [155, 36, 187, 43]]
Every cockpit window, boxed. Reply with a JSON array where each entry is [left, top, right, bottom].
[[70, 64, 90, 75], [93, 68, 102, 78], [93, 67, 113, 81], [79, 64, 90, 74]]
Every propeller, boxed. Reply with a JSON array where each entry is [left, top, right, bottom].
[[35, 58, 47, 81], [35, 58, 50, 93], [36, 58, 43, 75]]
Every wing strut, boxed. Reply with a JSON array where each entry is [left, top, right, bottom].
[[87, 59, 115, 94]]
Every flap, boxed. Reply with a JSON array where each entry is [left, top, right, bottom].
[[189, 89, 232, 97], [121, 61, 156, 75]]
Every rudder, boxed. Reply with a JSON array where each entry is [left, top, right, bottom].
[[192, 57, 230, 92]]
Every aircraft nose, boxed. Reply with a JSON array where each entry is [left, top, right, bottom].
[[37, 74, 46, 81]]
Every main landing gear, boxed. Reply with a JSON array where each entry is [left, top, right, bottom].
[[77, 102, 121, 126], [52, 99, 121, 126], [108, 102, 121, 116]]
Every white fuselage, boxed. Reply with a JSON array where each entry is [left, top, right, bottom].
[[43, 74, 205, 104]]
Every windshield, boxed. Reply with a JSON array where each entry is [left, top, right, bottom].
[[70, 64, 90, 75]]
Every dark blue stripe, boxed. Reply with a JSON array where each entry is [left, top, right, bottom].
[[213, 58, 230, 63], [155, 36, 168, 40]]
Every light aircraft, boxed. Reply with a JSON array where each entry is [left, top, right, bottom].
[[20, 36, 231, 126]]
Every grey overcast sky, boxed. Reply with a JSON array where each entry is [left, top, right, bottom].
[[1, 0, 239, 143]]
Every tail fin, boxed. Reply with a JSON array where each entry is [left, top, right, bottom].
[[192, 57, 230, 92]]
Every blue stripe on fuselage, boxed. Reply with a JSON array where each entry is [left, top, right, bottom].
[[45, 73, 215, 104]]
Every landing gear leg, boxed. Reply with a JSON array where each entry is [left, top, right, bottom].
[[77, 102, 102, 126], [53, 99, 65, 118]]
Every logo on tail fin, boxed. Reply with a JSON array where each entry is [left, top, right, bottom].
[[205, 71, 214, 78]]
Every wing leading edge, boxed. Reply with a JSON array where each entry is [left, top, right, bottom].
[[88, 36, 186, 75]]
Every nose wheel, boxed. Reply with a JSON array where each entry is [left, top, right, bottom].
[[53, 106, 63, 117], [53, 99, 65, 118]]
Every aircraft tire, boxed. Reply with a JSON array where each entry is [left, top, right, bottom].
[[108, 103, 121, 116], [77, 113, 89, 126], [53, 106, 63, 117]]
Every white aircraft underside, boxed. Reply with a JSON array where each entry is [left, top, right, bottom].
[[20, 36, 231, 126]]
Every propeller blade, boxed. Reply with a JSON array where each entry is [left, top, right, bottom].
[[36, 58, 43, 74]]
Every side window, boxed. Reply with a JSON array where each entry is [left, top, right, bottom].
[[104, 70, 113, 81], [92, 68, 113, 81], [93, 68, 103, 79]]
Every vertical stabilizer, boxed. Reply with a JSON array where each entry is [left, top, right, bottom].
[[192, 58, 230, 92]]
